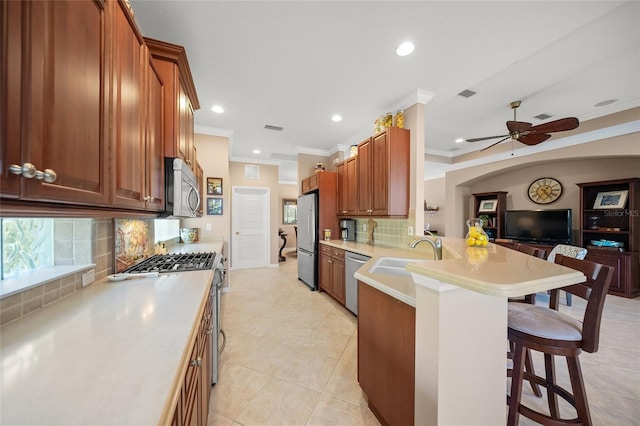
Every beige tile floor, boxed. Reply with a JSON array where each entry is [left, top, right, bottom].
[[209, 257, 639, 425]]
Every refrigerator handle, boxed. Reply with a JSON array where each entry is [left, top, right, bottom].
[[310, 209, 315, 244]]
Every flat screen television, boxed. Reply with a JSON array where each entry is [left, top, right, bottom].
[[504, 209, 572, 245]]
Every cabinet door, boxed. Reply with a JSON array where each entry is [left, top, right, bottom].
[[357, 138, 372, 215], [177, 77, 195, 167], [332, 258, 345, 305], [112, 1, 146, 209], [336, 162, 345, 214], [22, 0, 110, 205], [371, 131, 389, 215], [319, 252, 332, 293], [358, 281, 415, 426], [145, 57, 165, 211], [0, 0, 22, 198], [195, 160, 204, 216]]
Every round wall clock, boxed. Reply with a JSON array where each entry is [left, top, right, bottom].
[[528, 177, 563, 204]]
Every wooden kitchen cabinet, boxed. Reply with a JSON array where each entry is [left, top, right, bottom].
[[300, 171, 339, 243], [145, 37, 200, 172], [336, 127, 410, 218], [336, 157, 357, 216], [358, 281, 415, 426], [319, 245, 345, 305], [112, 1, 164, 212], [1, 0, 111, 206], [171, 284, 212, 426], [195, 159, 204, 216]]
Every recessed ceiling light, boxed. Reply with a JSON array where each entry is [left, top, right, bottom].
[[594, 99, 617, 107], [396, 41, 415, 57], [455, 138, 464, 143], [211, 105, 224, 113], [252, 149, 260, 154], [331, 114, 342, 122]]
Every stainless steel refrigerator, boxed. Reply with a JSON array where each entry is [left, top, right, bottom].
[[297, 193, 318, 290]]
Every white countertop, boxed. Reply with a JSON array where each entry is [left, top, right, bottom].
[[324, 238, 585, 305], [1, 265, 214, 424]]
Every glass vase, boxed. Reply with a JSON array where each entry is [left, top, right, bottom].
[[465, 218, 489, 247]]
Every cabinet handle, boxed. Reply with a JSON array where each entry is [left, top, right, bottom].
[[143, 195, 150, 201], [328, 259, 333, 264], [207, 326, 214, 335], [202, 314, 211, 321], [38, 169, 57, 183], [190, 357, 202, 367], [9, 163, 37, 179], [9, 163, 57, 183]]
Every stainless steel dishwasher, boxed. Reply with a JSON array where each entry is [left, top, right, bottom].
[[345, 252, 371, 315]]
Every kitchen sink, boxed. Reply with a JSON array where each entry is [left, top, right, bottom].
[[368, 257, 422, 277]]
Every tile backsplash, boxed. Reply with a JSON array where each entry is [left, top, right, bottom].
[[0, 219, 114, 326]]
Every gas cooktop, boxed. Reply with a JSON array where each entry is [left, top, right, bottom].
[[124, 252, 217, 273]]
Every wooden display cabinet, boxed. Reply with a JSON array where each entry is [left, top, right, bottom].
[[473, 191, 507, 241], [578, 178, 639, 297]]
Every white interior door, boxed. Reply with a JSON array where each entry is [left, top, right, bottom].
[[231, 186, 270, 269]]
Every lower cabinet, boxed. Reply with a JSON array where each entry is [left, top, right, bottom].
[[358, 281, 415, 426], [171, 285, 212, 426], [585, 250, 639, 297], [319, 246, 345, 305]]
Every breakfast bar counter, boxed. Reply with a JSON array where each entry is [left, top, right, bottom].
[[354, 237, 585, 425]]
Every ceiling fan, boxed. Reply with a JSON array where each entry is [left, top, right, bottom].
[[466, 100, 579, 151]]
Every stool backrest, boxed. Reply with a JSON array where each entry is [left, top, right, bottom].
[[513, 243, 547, 259], [547, 244, 587, 263], [553, 254, 614, 353]]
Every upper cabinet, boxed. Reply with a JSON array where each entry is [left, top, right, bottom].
[[111, 2, 165, 212], [338, 127, 410, 218], [144, 37, 200, 172], [1, 0, 111, 206], [336, 157, 357, 216]]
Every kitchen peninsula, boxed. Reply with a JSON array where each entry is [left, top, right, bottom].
[[353, 238, 585, 425]]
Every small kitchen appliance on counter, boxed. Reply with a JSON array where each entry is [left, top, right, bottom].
[[340, 219, 356, 241]]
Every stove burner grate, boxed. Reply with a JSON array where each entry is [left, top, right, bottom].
[[124, 252, 217, 273]]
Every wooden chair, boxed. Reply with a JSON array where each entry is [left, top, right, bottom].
[[507, 254, 614, 425], [512, 243, 547, 304]]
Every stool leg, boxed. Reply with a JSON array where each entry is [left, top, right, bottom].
[[524, 349, 543, 397], [508, 343, 526, 426], [567, 356, 592, 425], [544, 353, 559, 418]]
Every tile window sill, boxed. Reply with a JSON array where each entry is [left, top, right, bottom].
[[0, 264, 96, 300]]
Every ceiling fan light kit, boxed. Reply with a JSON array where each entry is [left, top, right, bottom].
[[466, 100, 579, 151]]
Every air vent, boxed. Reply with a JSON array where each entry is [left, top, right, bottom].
[[264, 124, 284, 131], [534, 113, 553, 120], [457, 89, 477, 98]]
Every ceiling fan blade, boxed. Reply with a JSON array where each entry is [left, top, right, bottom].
[[466, 134, 509, 143], [506, 121, 532, 133], [516, 133, 551, 146], [528, 117, 579, 134], [480, 136, 511, 151]]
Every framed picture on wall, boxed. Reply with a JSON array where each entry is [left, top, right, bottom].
[[478, 199, 498, 213], [207, 198, 223, 215], [593, 190, 628, 209], [207, 177, 223, 196]]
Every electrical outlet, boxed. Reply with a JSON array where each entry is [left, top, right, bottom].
[[363, 223, 367, 232], [82, 270, 96, 287], [206, 223, 212, 231], [408, 226, 414, 236]]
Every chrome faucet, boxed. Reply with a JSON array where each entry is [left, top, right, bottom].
[[409, 236, 443, 260]]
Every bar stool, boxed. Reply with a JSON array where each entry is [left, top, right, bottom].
[[508, 243, 548, 397], [507, 254, 614, 425]]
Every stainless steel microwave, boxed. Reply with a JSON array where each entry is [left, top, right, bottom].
[[160, 157, 200, 218]]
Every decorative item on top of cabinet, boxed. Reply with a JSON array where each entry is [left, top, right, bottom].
[[578, 178, 639, 297], [356, 127, 410, 217], [2, 0, 111, 207], [472, 192, 507, 241], [145, 37, 200, 172]]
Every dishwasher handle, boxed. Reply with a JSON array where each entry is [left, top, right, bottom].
[[349, 258, 368, 264]]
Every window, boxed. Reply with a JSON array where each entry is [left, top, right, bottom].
[[282, 198, 297, 224], [154, 219, 180, 243], [1, 218, 54, 279]]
